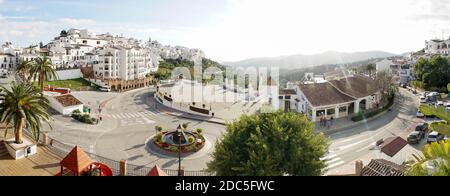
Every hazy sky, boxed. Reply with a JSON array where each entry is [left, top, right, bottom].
[[1, 0, 450, 61]]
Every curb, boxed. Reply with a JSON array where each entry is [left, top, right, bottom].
[[163, 112, 227, 126]]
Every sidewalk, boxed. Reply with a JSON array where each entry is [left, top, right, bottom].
[[316, 99, 400, 136], [0, 133, 61, 176]]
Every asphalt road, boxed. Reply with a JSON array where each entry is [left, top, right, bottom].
[[47, 87, 225, 170], [46, 87, 420, 172], [323, 88, 420, 171]]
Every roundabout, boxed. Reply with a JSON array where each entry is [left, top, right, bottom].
[[151, 125, 206, 155]]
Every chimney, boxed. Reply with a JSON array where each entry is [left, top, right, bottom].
[[355, 160, 364, 176]]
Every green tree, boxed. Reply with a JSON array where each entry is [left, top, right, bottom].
[[376, 71, 398, 103], [208, 111, 330, 176], [16, 60, 33, 83], [413, 56, 450, 92], [31, 56, 58, 95], [0, 83, 52, 144], [407, 141, 450, 176], [365, 63, 376, 78]]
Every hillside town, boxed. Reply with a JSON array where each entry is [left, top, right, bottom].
[[0, 25, 449, 178], [1, 28, 205, 90]]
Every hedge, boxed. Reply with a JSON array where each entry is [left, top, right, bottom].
[[351, 96, 395, 122]]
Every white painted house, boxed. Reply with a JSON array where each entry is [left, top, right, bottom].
[[279, 74, 382, 122]]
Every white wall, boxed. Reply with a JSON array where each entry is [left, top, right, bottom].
[[48, 96, 84, 115], [53, 69, 83, 81]]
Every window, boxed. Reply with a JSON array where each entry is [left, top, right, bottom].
[[327, 109, 335, 115], [82, 40, 87, 44], [285, 96, 291, 100], [339, 106, 347, 113], [97, 41, 100, 45]]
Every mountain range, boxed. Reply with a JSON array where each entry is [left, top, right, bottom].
[[222, 51, 397, 69]]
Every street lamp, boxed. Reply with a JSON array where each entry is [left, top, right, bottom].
[[177, 124, 183, 176]]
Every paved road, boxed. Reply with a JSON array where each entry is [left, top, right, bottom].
[[47, 87, 225, 170], [46, 87, 420, 172], [324, 88, 421, 172]]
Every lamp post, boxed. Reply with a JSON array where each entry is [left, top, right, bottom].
[[177, 124, 183, 176]]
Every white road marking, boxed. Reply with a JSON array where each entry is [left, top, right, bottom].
[[327, 161, 346, 169], [321, 154, 338, 161], [326, 157, 342, 165], [120, 113, 127, 118]]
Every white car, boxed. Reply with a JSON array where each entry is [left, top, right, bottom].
[[437, 101, 444, 106], [427, 131, 444, 143], [445, 135, 450, 141], [99, 87, 111, 92], [419, 96, 427, 104], [416, 111, 425, 118]]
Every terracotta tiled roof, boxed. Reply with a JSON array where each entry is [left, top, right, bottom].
[[299, 83, 354, 107], [360, 159, 405, 176], [380, 137, 408, 157], [147, 165, 168, 176], [329, 75, 380, 98], [60, 146, 94, 174], [55, 94, 83, 107], [279, 89, 297, 95]]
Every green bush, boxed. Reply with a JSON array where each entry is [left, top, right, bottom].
[[352, 96, 395, 122], [71, 111, 96, 124], [420, 105, 450, 122], [430, 121, 450, 136], [188, 136, 195, 144]]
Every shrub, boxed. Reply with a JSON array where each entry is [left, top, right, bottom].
[[196, 128, 203, 135], [352, 96, 395, 122], [188, 136, 195, 144]]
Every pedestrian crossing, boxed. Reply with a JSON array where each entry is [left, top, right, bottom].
[[322, 153, 346, 170], [103, 111, 158, 126], [105, 111, 157, 120]]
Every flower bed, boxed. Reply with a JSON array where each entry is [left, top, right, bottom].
[[153, 131, 206, 153]]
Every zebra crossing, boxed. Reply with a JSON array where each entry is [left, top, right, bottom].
[[104, 111, 157, 126], [322, 153, 346, 170], [106, 111, 157, 120]]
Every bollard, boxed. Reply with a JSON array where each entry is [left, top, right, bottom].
[[120, 160, 127, 176]]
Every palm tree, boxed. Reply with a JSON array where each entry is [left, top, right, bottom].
[[407, 141, 450, 176], [0, 83, 52, 144], [16, 60, 33, 83], [31, 56, 58, 95]]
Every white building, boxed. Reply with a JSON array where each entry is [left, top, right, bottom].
[[0, 42, 20, 70], [425, 38, 450, 56], [278, 74, 382, 122]]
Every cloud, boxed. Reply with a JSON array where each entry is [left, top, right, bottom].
[[58, 18, 96, 27]]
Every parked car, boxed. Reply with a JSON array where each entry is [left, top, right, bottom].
[[419, 96, 427, 104], [99, 87, 111, 92], [447, 105, 450, 111], [444, 135, 450, 142], [415, 123, 429, 132], [437, 101, 444, 106], [407, 131, 425, 144], [427, 131, 445, 143], [416, 111, 425, 118]]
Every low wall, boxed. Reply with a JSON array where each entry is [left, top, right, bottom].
[[154, 92, 212, 117], [53, 69, 83, 81]]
